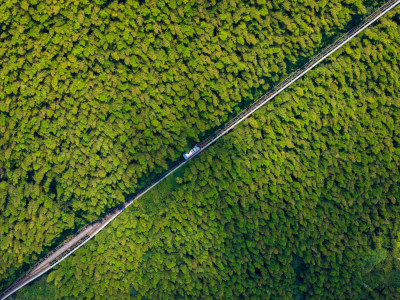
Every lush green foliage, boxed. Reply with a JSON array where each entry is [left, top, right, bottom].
[[1, 0, 384, 289], [12, 276, 55, 300], [13, 6, 400, 298], [361, 247, 400, 298]]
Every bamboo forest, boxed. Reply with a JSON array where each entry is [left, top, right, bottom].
[[1, 0, 400, 298]]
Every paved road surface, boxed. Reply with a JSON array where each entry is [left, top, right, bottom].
[[1, 0, 399, 298]]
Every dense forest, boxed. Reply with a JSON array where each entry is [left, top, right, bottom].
[[14, 7, 400, 298], [0, 0, 386, 289], [1, 0, 400, 298]]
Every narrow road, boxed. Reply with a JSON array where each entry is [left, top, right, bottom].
[[1, 0, 399, 298]]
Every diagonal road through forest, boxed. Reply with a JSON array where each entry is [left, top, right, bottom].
[[1, 0, 400, 298]]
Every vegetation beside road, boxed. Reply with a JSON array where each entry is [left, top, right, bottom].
[[13, 5, 400, 298], [2, 0, 389, 291]]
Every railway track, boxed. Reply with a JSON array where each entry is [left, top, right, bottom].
[[1, 0, 399, 298]]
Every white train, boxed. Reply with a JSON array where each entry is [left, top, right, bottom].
[[183, 145, 201, 160]]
